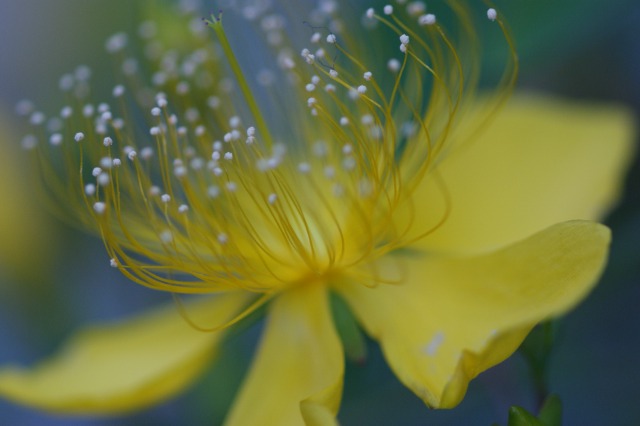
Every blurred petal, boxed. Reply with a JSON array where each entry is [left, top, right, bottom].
[[0, 293, 249, 414], [225, 283, 343, 426], [407, 95, 635, 253], [338, 221, 610, 408]]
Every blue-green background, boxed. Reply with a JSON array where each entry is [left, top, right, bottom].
[[0, 1, 638, 425]]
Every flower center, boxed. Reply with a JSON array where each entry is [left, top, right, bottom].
[[20, 2, 517, 298]]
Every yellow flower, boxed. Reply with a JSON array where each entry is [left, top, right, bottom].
[[0, 2, 634, 424]]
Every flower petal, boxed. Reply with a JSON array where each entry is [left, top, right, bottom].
[[224, 283, 343, 426], [0, 293, 249, 414], [338, 220, 610, 408], [407, 95, 634, 253]]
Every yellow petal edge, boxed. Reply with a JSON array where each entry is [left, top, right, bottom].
[[339, 220, 611, 408], [405, 95, 635, 254], [0, 293, 249, 414], [224, 283, 343, 426]]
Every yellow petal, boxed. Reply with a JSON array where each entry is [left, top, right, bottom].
[[0, 292, 249, 414], [225, 283, 343, 426], [338, 220, 610, 408], [406, 95, 634, 253]]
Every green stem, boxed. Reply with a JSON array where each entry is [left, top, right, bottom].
[[205, 13, 273, 148]]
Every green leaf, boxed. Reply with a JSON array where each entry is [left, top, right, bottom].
[[538, 394, 563, 426], [508, 407, 545, 426]]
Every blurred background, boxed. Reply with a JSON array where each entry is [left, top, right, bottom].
[[0, 0, 638, 424]]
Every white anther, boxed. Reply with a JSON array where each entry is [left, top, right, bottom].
[[213, 167, 223, 176], [298, 162, 311, 173], [100, 157, 113, 169], [363, 71, 373, 81], [101, 111, 112, 122], [97, 172, 110, 186], [60, 106, 73, 119], [268, 193, 277, 205], [311, 32, 321, 43], [400, 34, 409, 45], [49, 134, 63, 146], [113, 85, 125, 97], [195, 125, 206, 137], [208, 185, 220, 198], [161, 194, 171, 203], [229, 116, 241, 128], [150, 126, 161, 136], [212, 151, 221, 161], [324, 165, 335, 179], [387, 58, 401, 72], [247, 126, 256, 137], [366, 8, 375, 18], [325, 84, 336, 92], [93, 202, 106, 214], [105, 32, 128, 53], [384, 5, 393, 15], [92, 167, 102, 177], [30, 112, 45, 126], [59, 74, 74, 92], [185, 108, 199, 123], [127, 150, 137, 160], [151, 107, 161, 116], [226, 182, 237, 192], [342, 157, 356, 171], [157, 97, 168, 108], [487, 8, 497, 21], [311, 75, 320, 85], [95, 123, 107, 135], [224, 152, 233, 161], [178, 204, 189, 213], [307, 97, 317, 107], [207, 96, 220, 109], [110, 258, 118, 268], [217, 233, 228, 244], [342, 144, 353, 154], [306, 83, 316, 92], [357, 85, 367, 94], [83, 104, 94, 117], [332, 183, 344, 197], [85, 183, 96, 196], [174, 165, 187, 177], [213, 141, 223, 151], [113, 158, 121, 167], [21, 135, 37, 150], [149, 186, 161, 196], [103, 136, 113, 147], [15, 100, 34, 116], [326, 34, 337, 44], [176, 81, 190, 95], [361, 114, 374, 125], [140, 147, 154, 159], [407, 1, 427, 16], [160, 230, 173, 243], [340, 117, 349, 126], [112, 118, 124, 130]]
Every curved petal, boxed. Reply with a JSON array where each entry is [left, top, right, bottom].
[[404, 95, 634, 254], [224, 283, 343, 426], [338, 221, 610, 408], [0, 292, 249, 414]]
